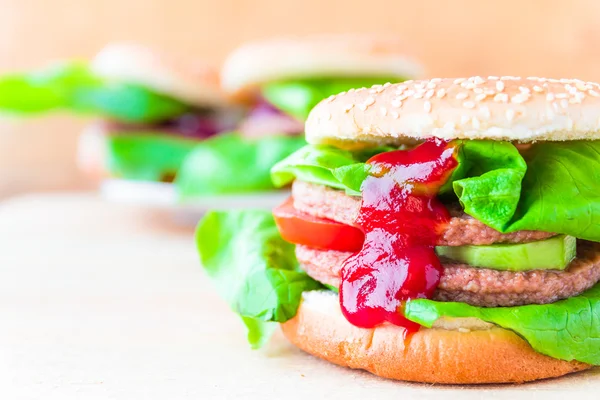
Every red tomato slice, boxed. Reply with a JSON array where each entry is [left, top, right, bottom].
[[273, 198, 364, 252]]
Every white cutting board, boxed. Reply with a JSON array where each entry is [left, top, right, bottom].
[[0, 193, 597, 400]]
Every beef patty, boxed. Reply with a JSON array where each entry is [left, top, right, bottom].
[[292, 180, 554, 246], [297, 242, 600, 307]]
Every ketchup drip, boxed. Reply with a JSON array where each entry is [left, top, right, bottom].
[[340, 139, 458, 333]]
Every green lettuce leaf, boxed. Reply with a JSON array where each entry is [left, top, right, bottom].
[[505, 141, 600, 240], [262, 77, 405, 120], [176, 133, 306, 197], [106, 134, 198, 181], [405, 284, 600, 365], [0, 62, 188, 122], [270, 144, 377, 195], [447, 140, 527, 231], [196, 210, 322, 348]]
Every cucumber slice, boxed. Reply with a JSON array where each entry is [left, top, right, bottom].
[[435, 235, 576, 271]]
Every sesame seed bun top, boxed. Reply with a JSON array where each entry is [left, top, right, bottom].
[[92, 42, 229, 109], [221, 34, 424, 98], [305, 76, 600, 149]]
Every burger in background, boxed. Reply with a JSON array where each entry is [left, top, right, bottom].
[[77, 42, 241, 184], [174, 34, 424, 197], [197, 76, 600, 384]]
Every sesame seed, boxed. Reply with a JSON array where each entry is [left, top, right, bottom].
[[380, 107, 387, 116], [364, 96, 375, 107], [576, 82, 588, 91], [344, 104, 353, 113], [555, 93, 568, 99], [425, 89, 434, 99], [325, 95, 336, 103], [463, 101, 475, 109], [383, 82, 392, 88], [552, 102, 560, 111], [414, 92, 424, 99], [415, 83, 426, 90], [479, 105, 491, 118], [405, 90, 415, 97], [494, 93, 509, 103], [338, 91, 346, 96], [475, 93, 487, 102], [546, 93, 555, 102], [511, 94, 528, 104], [454, 78, 466, 84], [460, 115, 470, 124], [496, 81, 505, 92], [391, 99, 402, 108], [369, 89, 377, 94], [569, 97, 582, 104], [472, 117, 481, 129], [473, 87, 484, 94], [431, 78, 442, 83], [533, 85, 543, 93], [456, 92, 469, 100], [589, 90, 600, 97], [348, 88, 355, 93], [424, 101, 432, 113], [488, 76, 499, 80], [473, 76, 485, 85], [358, 104, 367, 111], [426, 82, 437, 89], [506, 109, 516, 121], [519, 86, 531, 94], [391, 111, 399, 119], [436, 89, 446, 98]]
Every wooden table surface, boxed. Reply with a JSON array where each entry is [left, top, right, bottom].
[[1, 192, 598, 399]]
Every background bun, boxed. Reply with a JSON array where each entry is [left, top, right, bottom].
[[281, 291, 589, 384], [221, 34, 424, 97], [306, 76, 600, 149], [92, 42, 228, 108]]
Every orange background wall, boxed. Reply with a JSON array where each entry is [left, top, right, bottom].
[[1, 0, 599, 195]]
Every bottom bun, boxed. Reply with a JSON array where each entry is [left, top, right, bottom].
[[280, 291, 590, 384]]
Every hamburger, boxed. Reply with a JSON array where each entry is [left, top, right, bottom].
[[220, 34, 423, 138], [80, 43, 305, 197], [197, 76, 600, 384], [77, 42, 241, 185]]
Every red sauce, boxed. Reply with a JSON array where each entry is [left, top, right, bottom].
[[339, 139, 458, 333]]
